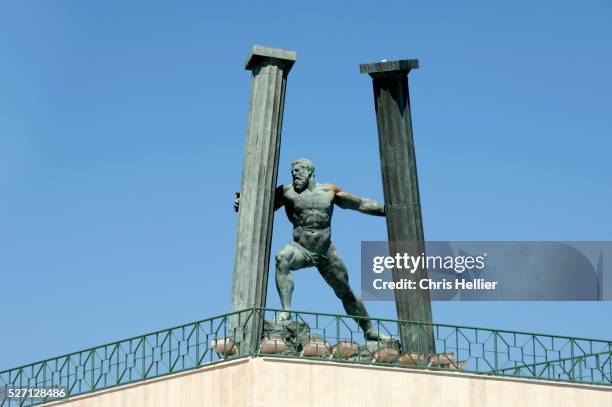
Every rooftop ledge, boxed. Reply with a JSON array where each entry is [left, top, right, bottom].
[[1, 307, 610, 406]]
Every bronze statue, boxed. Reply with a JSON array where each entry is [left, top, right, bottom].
[[236, 158, 387, 340]]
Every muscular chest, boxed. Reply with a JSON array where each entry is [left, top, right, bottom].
[[285, 189, 334, 215]]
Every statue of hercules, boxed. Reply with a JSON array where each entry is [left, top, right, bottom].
[[235, 158, 387, 340]]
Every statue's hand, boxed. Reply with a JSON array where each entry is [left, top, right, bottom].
[[233, 192, 240, 212]]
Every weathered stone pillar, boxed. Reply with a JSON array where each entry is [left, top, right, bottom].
[[360, 59, 434, 356], [231, 45, 296, 355]]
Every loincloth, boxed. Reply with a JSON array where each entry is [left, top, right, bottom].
[[289, 241, 328, 267]]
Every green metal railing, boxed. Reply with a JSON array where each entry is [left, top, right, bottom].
[[1, 308, 611, 406]]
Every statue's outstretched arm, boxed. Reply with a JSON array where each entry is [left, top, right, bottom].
[[233, 185, 285, 213], [326, 183, 385, 216], [273, 185, 286, 211]]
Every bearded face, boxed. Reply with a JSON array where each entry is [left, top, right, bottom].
[[291, 163, 312, 192]]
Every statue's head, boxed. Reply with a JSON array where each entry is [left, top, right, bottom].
[[291, 158, 314, 192]]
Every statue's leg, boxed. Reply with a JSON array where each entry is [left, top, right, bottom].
[[274, 243, 308, 320], [318, 245, 389, 341]]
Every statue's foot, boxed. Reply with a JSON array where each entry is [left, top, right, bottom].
[[365, 327, 391, 341], [274, 311, 291, 322]]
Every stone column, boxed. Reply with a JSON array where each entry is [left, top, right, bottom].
[[231, 45, 296, 355], [360, 59, 434, 356]]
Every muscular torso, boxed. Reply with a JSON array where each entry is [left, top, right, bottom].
[[282, 183, 335, 254]]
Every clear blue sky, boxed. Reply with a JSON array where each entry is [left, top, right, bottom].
[[1, 1, 611, 369]]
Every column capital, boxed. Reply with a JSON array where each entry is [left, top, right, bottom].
[[359, 59, 419, 78], [245, 45, 297, 72]]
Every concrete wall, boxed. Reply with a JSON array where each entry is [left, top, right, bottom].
[[46, 357, 612, 407]]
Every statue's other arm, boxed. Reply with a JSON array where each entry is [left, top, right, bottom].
[[233, 185, 285, 213], [273, 185, 286, 211], [326, 183, 385, 216]]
